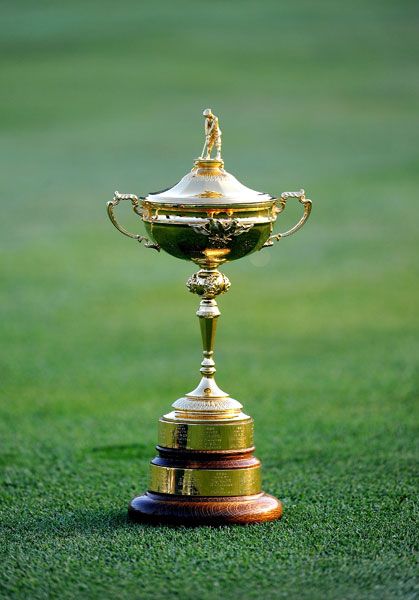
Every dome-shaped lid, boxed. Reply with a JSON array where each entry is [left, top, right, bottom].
[[145, 159, 273, 206], [144, 109, 273, 206]]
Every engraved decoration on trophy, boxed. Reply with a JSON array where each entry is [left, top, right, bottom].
[[106, 109, 312, 525], [191, 218, 254, 244]]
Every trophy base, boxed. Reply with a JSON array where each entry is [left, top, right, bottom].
[[128, 491, 282, 526]]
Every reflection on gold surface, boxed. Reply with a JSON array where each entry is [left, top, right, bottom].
[[203, 248, 230, 267], [158, 418, 254, 451], [149, 464, 261, 496]]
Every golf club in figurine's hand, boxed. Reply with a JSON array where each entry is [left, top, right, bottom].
[[106, 109, 313, 525]]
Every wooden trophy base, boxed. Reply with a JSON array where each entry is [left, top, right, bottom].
[[128, 415, 282, 526], [128, 491, 282, 526]]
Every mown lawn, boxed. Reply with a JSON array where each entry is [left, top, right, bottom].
[[1, 1, 418, 598]]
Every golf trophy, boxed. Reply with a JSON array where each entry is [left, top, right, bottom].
[[107, 109, 312, 525]]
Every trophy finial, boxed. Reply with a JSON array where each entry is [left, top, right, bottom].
[[200, 108, 222, 160]]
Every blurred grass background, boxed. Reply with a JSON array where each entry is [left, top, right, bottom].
[[1, 0, 418, 598]]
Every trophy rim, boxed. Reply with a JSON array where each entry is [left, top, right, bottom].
[[140, 197, 278, 211]]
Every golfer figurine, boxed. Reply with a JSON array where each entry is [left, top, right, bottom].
[[200, 108, 222, 160]]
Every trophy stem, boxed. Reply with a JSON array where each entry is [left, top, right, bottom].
[[197, 298, 219, 379], [169, 269, 244, 420]]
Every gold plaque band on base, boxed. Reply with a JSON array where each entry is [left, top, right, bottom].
[[158, 417, 254, 451], [149, 464, 261, 496]]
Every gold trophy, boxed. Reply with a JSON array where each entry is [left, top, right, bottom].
[[107, 109, 312, 525]]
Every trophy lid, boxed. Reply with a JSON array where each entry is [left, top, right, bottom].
[[145, 159, 273, 206], [144, 109, 274, 207]]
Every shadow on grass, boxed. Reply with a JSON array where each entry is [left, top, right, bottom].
[[87, 443, 150, 460], [6, 503, 284, 538], [7, 507, 268, 539]]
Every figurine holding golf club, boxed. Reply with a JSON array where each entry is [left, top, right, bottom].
[[201, 108, 222, 160]]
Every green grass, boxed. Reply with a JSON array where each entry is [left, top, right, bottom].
[[1, 0, 418, 598]]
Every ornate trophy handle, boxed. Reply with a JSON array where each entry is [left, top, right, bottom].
[[107, 191, 160, 251], [263, 189, 312, 247]]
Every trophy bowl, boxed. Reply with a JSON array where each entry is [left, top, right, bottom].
[[106, 109, 312, 525], [108, 156, 311, 269]]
